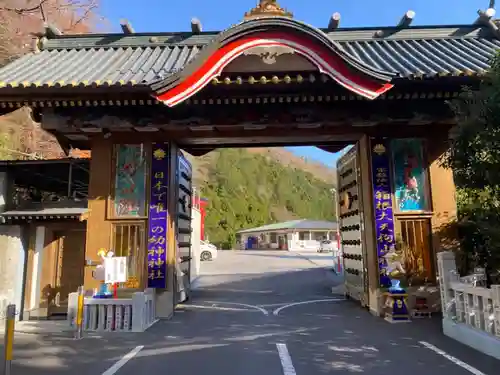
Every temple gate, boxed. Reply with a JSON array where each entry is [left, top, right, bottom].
[[0, 0, 495, 319]]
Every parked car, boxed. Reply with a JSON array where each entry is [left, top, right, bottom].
[[317, 240, 335, 253], [200, 240, 218, 261]]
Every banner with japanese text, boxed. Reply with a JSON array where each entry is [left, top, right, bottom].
[[370, 139, 396, 288], [147, 143, 169, 288]]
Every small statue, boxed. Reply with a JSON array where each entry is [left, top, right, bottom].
[[93, 248, 115, 298], [383, 249, 406, 292], [383, 248, 410, 323]]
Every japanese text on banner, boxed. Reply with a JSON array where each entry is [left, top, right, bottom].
[[147, 144, 169, 288], [371, 140, 396, 288]]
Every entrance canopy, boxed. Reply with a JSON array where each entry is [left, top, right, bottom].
[[150, 17, 396, 106]]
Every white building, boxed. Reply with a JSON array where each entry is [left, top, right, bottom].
[[237, 219, 339, 251]]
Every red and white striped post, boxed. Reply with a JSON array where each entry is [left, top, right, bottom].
[[331, 187, 342, 274]]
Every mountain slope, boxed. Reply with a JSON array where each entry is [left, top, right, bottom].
[[190, 148, 336, 249]]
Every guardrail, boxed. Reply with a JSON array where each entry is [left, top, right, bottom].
[[68, 289, 157, 333], [437, 251, 500, 360]]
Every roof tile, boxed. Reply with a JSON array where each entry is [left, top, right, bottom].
[[0, 25, 499, 90]]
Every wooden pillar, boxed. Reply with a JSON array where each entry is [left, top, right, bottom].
[[427, 134, 457, 256], [357, 135, 380, 315], [84, 137, 112, 290]]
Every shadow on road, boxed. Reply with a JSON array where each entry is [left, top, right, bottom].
[[238, 251, 332, 263], [2, 267, 499, 375], [193, 267, 341, 303]]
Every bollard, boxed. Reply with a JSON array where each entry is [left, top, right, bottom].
[[75, 286, 84, 340], [4, 304, 15, 375]]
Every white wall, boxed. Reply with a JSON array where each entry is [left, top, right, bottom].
[[0, 225, 26, 320], [288, 231, 321, 251]]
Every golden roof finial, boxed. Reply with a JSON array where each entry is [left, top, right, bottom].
[[243, 0, 293, 20]]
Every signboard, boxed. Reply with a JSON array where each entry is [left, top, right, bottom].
[[147, 143, 169, 288], [370, 139, 396, 288], [104, 257, 127, 284], [125, 277, 140, 289]]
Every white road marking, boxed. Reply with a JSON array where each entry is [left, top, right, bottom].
[[202, 301, 269, 315], [102, 345, 143, 375], [276, 343, 296, 375], [181, 304, 255, 312], [419, 341, 487, 375], [226, 328, 319, 342], [273, 298, 345, 316]]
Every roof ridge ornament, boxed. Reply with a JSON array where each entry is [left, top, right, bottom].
[[243, 0, 293, 20]]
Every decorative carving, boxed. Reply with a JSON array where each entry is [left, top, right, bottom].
[[242, 45, 295, 65], [243, 0, 293, 20]]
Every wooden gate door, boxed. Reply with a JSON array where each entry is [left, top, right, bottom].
[[336, 145, 369, 305], [176, 151, 193, 303], [49, 230, 86, 317]]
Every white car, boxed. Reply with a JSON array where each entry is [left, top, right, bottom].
[[200, 241, 218, 261], [317, 240, 336, 253]]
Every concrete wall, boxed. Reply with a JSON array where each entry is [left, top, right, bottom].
[[0, 225, 25, 320]]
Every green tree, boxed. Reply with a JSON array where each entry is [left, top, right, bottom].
[[199, 148, 336, 249], [443, 52, 500, 284]]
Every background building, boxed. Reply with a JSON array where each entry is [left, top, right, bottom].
[[237, 219, 339, 251]]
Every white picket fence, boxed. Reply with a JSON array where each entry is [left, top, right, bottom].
[[67, 289, 157, 333], [437, 251, 500, 360]]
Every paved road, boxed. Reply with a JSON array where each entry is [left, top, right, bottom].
[[3, 250, 500, 374]]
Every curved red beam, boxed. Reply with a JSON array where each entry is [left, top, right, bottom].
[[155, 31, 394, 107]]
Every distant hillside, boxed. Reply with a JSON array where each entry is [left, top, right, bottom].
[[189, 148, 337, 249]]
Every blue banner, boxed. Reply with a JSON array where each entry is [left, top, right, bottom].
[[371, 139, 396, 288], [147, 143, 169, 288]]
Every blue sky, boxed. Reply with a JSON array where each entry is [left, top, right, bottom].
[[99, 0, 489, 167]]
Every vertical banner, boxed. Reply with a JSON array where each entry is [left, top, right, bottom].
[[147, 143, 169, 288], [370, 139, 396, 288]]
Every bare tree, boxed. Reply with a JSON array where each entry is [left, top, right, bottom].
[[0, 0, 101, 66], [0, 1, 103, 161]]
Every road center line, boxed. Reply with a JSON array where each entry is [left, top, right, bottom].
[[273, 298, 345, 316], [419, 341, 487, 375], [276, 343, 296, 375], [102, 345, 144, 375]]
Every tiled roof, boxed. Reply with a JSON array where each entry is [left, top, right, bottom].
[[0, 25, 499, 90], [0, 201, 88, 221], [237, 219, 337, 234]]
